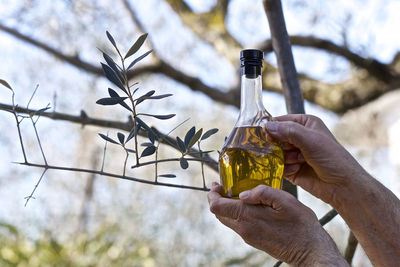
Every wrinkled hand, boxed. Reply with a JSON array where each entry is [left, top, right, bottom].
[[265, 114, 365, 206], [208, 183, 347, 266]]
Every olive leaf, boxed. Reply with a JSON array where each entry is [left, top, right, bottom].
[[135, 93, 173, 105], [103, 53, 124, 83], [139, 113, 176, 120], [141, 142, 153, 147], [117, 132, 125, 144], [125, 33, 148, 59], [184, 127, 196, 148], [201, 128, 219, 140], [127, 50, 153, 70], [126, 148, 136, 153], [140, 145, 156, 158], [136, 90, 155, 105], [179, 158, 189, 169], [136, 117, 153, 135], [0, 79, 12, 91], [101, 63, 127, 93], [187, 128, 203, 150], [108, 88, 132, 111], [98, 133, 119, 145], [126, 125, 138, 143], [148, 130, 155, 144], [150, 114, 175, 120], [96, 97, 128, 105], [176, 137, 186, 153], [158, 174, 176, 178], [106, 31, 118, 50]]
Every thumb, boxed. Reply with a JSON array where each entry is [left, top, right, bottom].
[[265, 121, 317, 150], [239, 185, 293, 210]]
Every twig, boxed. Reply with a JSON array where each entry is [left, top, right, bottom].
[[30, 113, 48, 165], [100, 132, 109, 172], [155, 145, 159, 182], [26, 84, 39, 109], [24, 168, 47, 206], [344, 231, 358, 264], [17, 162, 210, 192], [11, 91, 27, 163], [198, 142, 206, 189], [123, 148, 129, 176], [319, 209, 338, 226]]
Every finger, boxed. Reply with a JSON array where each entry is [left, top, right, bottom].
[[264, 120, 319, 150], [239, 185, 294, 210], [284, 150, 305, 164], [262, 129, 296, 150], [211, 182, 223, 193], [208, 192, 243, 219], [283, 164, 302, 176], [273, 114, 310, 126]]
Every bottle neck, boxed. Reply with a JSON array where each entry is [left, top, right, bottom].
[[236, 74, 267, 127]]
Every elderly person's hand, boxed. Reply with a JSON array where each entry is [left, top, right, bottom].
[[208, 183, 348, 266], [264, 114, 400, 267], [264, 114, 366, 207]]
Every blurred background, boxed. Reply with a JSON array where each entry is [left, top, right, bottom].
[[1, 0, 400, 266]]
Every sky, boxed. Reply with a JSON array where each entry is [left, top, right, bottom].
[[0, 0, 399, 265]]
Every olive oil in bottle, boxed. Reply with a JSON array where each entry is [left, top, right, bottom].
[[218, 49, 284, 198]]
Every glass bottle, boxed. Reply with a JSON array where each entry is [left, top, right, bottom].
[[219, 49, 284, 198]]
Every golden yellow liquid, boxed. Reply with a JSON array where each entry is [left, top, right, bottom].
[[219, 126, 284, 198]]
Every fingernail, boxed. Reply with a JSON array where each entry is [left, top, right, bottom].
[[266, 121, 278, 134], [239, 190, 250, 199]]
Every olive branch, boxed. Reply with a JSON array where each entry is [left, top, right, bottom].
[[0, 32, 219, 207]]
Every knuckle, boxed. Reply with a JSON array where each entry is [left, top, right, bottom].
[[209, 200, 220, 214], [253, 185, 268, 198]]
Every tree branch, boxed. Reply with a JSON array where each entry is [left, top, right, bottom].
[[263, 0, 302, 197], [18, 162, 210, 192], [261, 35, 397, 83], [0, 23, 239, 109], [344, 231, 358, 264], [0, 102, 219, 172], [2, 21, 399, 114]]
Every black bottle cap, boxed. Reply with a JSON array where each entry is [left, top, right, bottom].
[[240, 49, 263, 78]]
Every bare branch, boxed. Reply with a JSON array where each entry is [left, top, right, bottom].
[[24, 168, 47, 206], [18, 162, 210, 192], [344, 231, 358, 264], [0, 23, 239, 109], [261, 35, 397, 83], [319, 209, 338, 226], [2, 22, 400, 113]]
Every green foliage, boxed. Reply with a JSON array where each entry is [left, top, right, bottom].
[[0, 222, 158, 267]]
